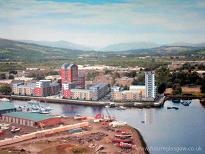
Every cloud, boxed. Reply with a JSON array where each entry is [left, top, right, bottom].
[[0, 0, 205, 47]]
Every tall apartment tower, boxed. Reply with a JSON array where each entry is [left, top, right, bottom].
[[145, 71, 156, 100], [60, 64, 78, 84], [60, 63, 85, 98]]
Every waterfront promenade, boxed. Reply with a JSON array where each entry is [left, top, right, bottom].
[[0, 95, 165, 108]]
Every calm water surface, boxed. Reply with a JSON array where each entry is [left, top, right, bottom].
[[13, 100, 205, 154]]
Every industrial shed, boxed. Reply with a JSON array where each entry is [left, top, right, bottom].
[[1, 112, 62, 127], [0, 102, 16, 115]]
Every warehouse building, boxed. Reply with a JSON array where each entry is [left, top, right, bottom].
[[1, 112, 62, 127], [0, 102, 16, 115]]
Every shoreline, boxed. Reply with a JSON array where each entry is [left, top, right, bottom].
[[134, 128, 150, 154], [0, 116, 149, 154], [0, 94, 165, 108]]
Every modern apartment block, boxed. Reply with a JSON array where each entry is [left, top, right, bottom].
[[89, 83, 110, 100], [112, 86, 145, 101], [34, 80, 60, 97], [12, 80, 60, 97], [112, 71, 156, 102], [60, 64, 78, 84], [60, 63, 85, 98], [145, 71, 156, 100], [12, 82, 35, 96], [70, 83, 109, 101]]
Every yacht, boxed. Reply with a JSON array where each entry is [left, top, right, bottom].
[[0, 98, 10, 102]]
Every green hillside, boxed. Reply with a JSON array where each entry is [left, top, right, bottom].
[[0, 38, 85, 62]]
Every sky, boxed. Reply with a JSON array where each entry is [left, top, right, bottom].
[[0, 0, 205, 49]]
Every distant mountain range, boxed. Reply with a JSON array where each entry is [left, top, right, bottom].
[[100, 42, 159, 51], [19, 39, 205, 52], [20, 40, 92, 51], [0, 38, 205, 61]]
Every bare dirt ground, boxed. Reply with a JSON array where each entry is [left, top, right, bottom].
[[0, 118, 147, 154], [165, 86, 201, 95]]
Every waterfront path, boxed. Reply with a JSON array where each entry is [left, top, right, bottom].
[[0, 95, 165, 108]]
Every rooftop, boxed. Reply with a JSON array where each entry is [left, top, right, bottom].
[[2, 112, 56, 121], [89, 83, 108, 89], [0, 102, 16, 111], [61, 63, 77, 69]]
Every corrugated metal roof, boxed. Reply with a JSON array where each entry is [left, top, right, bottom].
[[0, 102, 16, 111], [2, 112, 56, 122]]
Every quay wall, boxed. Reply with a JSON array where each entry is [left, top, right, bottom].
[[0, 95, 165, 108]]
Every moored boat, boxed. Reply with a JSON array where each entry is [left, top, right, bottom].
[[115, 134, 132, 139], [172, 99, 181, 103], [11, 127, 21, 133], [116, 142, 132, 149], [112, 138, 133, 143], [74, 114, 87, 120], [181, 100, 191, 106], [167, 106, 179, 110], [0, 98, 10, 102], [116, 106, 127, 110]]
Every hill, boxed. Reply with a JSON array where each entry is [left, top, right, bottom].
[[101, 42, 158, 51], [0, 38, 85, 61], [20, 40, 92, 51]]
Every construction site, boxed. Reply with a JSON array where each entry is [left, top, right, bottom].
[[0, 108, 148, 154]]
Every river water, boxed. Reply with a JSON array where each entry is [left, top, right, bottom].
[[12, 99, 205, 154]]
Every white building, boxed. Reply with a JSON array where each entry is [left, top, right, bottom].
[[145, 71, 156, 100]]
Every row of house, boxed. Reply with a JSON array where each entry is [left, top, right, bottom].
[[12, 80, 60, 97]]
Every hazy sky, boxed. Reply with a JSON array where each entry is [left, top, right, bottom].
[[0, 0, 205, 48]]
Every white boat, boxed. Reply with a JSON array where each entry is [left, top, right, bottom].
[[39, 108, 50, 114], [28, 99, 40, 103], [105, 105, 110, 108], [116, 106, 127, 110], [109, 121, 127, 127], [11, 127, 21, 133], [0, 98, 10, 102]]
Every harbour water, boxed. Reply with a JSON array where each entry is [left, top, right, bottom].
[[12, 99, 205, 154]]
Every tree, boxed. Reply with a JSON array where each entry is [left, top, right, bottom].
[[9, 70, 17, 74], [111, 77, 116, 86], [126, 71, 136, 78], [8, 75, 14, 79], [123, 85, 129, 90], [158, 83, 166, 94], [0, 73, 6, 79], [172, 83, 182, 95], [0, 84, 12, 95], [201, 84, 205, 93]]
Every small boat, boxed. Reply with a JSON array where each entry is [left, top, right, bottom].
[[116, 106, 127, 110], [117, 142, 132, 149], [28, 99, 40, 104], [11, 127, 21, 133], [109, 103, 116, 108], [172, 107, 179, 110], [181, 100, 191, 106], [105, 105, 110, 108], [109, 121, 127, 127], [74, 115, 87, 120], [167, 106, 179, 110], [0, 98, 10, 102], [112, 138, 133, 143], [172, 99, 181, 103], [39, 108, 50, 114], [115, 134, 132, 139]]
